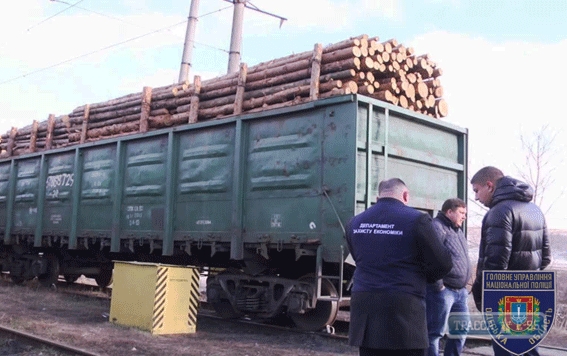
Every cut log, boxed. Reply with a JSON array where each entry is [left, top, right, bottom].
[[189, 75, 202, 124], [320, 46, 362, 64], [149, 111, 190, 129], [234, 63, 248, 115], [319, 87, 350, 99], [88, 92, 141, 110], [404, 82, 416, 100], [80, 104, 91, 144], [309, 43, 323, 100], [343, 80, 359, 94], [374, 90, 396, 103], [88, 97, 141, 115], [29, 121, 39, 153], [415, 82, 429, 99], [200, 75, 239, 95], [433, 86, 444, 98], [320, 57, 361, 74], [406, 73, 418, 84], [435, 99, 449, 117], [361, 57, 375, 71], [199, 84, 237, 102], [358, 84, 375, 95], [87, 106, 141, 123], [150, 94, 192, 111], [322, 34, 368, 53], [45, 115, 56, 150], [149, 108, 170, 116], [398, 95, 409, 109], [246, 59, 310, 84], [139, 86, 152, 133]]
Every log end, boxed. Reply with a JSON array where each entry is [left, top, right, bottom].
[[436, 99, 449, 117]]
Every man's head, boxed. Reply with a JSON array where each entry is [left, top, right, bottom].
[[470, 166, 504, 207], [441, 198, 467, 228], [378, 178, 409, 205]]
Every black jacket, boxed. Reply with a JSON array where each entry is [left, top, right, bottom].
[[430, 212, 471, 291], [346, 198, 453, 349], [472, 176, 552, 310]]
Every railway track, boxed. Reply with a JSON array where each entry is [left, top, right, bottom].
[[0, 324, 101, 356], [2, 273, 567, 356]]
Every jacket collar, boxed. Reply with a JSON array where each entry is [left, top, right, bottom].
[[436, 211, 459, 231]]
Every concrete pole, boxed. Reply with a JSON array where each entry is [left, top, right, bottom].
[[227, 0, 245, 74], [178, 0, 200, 83]]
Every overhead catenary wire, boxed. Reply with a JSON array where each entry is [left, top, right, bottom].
[[0, 20, 187, 86], [49, 0, 232, 33], [27, 0, 86, 31], [1, 4, 234, 86]]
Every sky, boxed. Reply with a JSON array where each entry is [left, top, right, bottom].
[[0, 0, 566, 228]]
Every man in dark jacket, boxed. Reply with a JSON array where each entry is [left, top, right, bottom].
[[346, 178, 453, 356], [426, 198, 471, 356], [470, 166, 551, 356]]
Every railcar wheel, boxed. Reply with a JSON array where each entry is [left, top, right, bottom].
[[64, 274, 80, 284], [38, 254, 60, 287], [289, 275, 339, 331], [95, 266, 113, 288]]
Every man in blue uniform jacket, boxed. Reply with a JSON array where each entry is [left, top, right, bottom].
[[346, 178, 453, 356]]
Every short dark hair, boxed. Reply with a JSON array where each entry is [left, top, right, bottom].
[[470, 166, 504, 185], [378, 178, 407, 194], [441, 198, 466, 213]]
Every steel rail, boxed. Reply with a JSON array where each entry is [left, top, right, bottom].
[[0, 324, 102, 356]]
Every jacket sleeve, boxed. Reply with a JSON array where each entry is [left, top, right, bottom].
[[471, 278, 482, 311], [482, 207, 513, 270], [415, 213, 453, 283], [429, 219, 447, 290], [541, 223, 552, 270]]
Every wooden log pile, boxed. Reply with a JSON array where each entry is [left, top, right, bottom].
[[0, 34, 448, 157]]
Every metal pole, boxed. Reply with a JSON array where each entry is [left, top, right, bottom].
[[227, 0, 245, 74], [178, 0, 200, 83]]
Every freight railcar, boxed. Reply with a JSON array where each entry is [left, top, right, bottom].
[[0, 94, 467, 331]]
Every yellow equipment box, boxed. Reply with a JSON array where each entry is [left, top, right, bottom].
[[109, 261, 200, 335]]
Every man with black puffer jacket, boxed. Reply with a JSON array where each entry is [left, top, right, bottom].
[[426, 198, 471, 356], [470, 166, 552, 356]]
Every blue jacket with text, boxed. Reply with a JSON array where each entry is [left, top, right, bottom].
[[346, 198, 453, 297]]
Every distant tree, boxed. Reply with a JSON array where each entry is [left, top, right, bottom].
[[515, 124, 564, 215]]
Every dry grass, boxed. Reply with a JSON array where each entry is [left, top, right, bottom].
[[0, 277, 356, 356]]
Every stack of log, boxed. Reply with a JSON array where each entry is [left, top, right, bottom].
[[0, 34, 448, 157]]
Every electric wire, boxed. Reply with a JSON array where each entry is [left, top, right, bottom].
[[1, 4, 234, 86], [0, 20, 187, 86], [48, 1, 231, 31], [27, 0, 86, 31]]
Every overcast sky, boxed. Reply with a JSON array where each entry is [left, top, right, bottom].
[[1, 0, 566, 228]]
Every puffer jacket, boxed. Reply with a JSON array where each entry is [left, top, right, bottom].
[[471, 176, 552, 310], [430, 213, 471, 291]]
